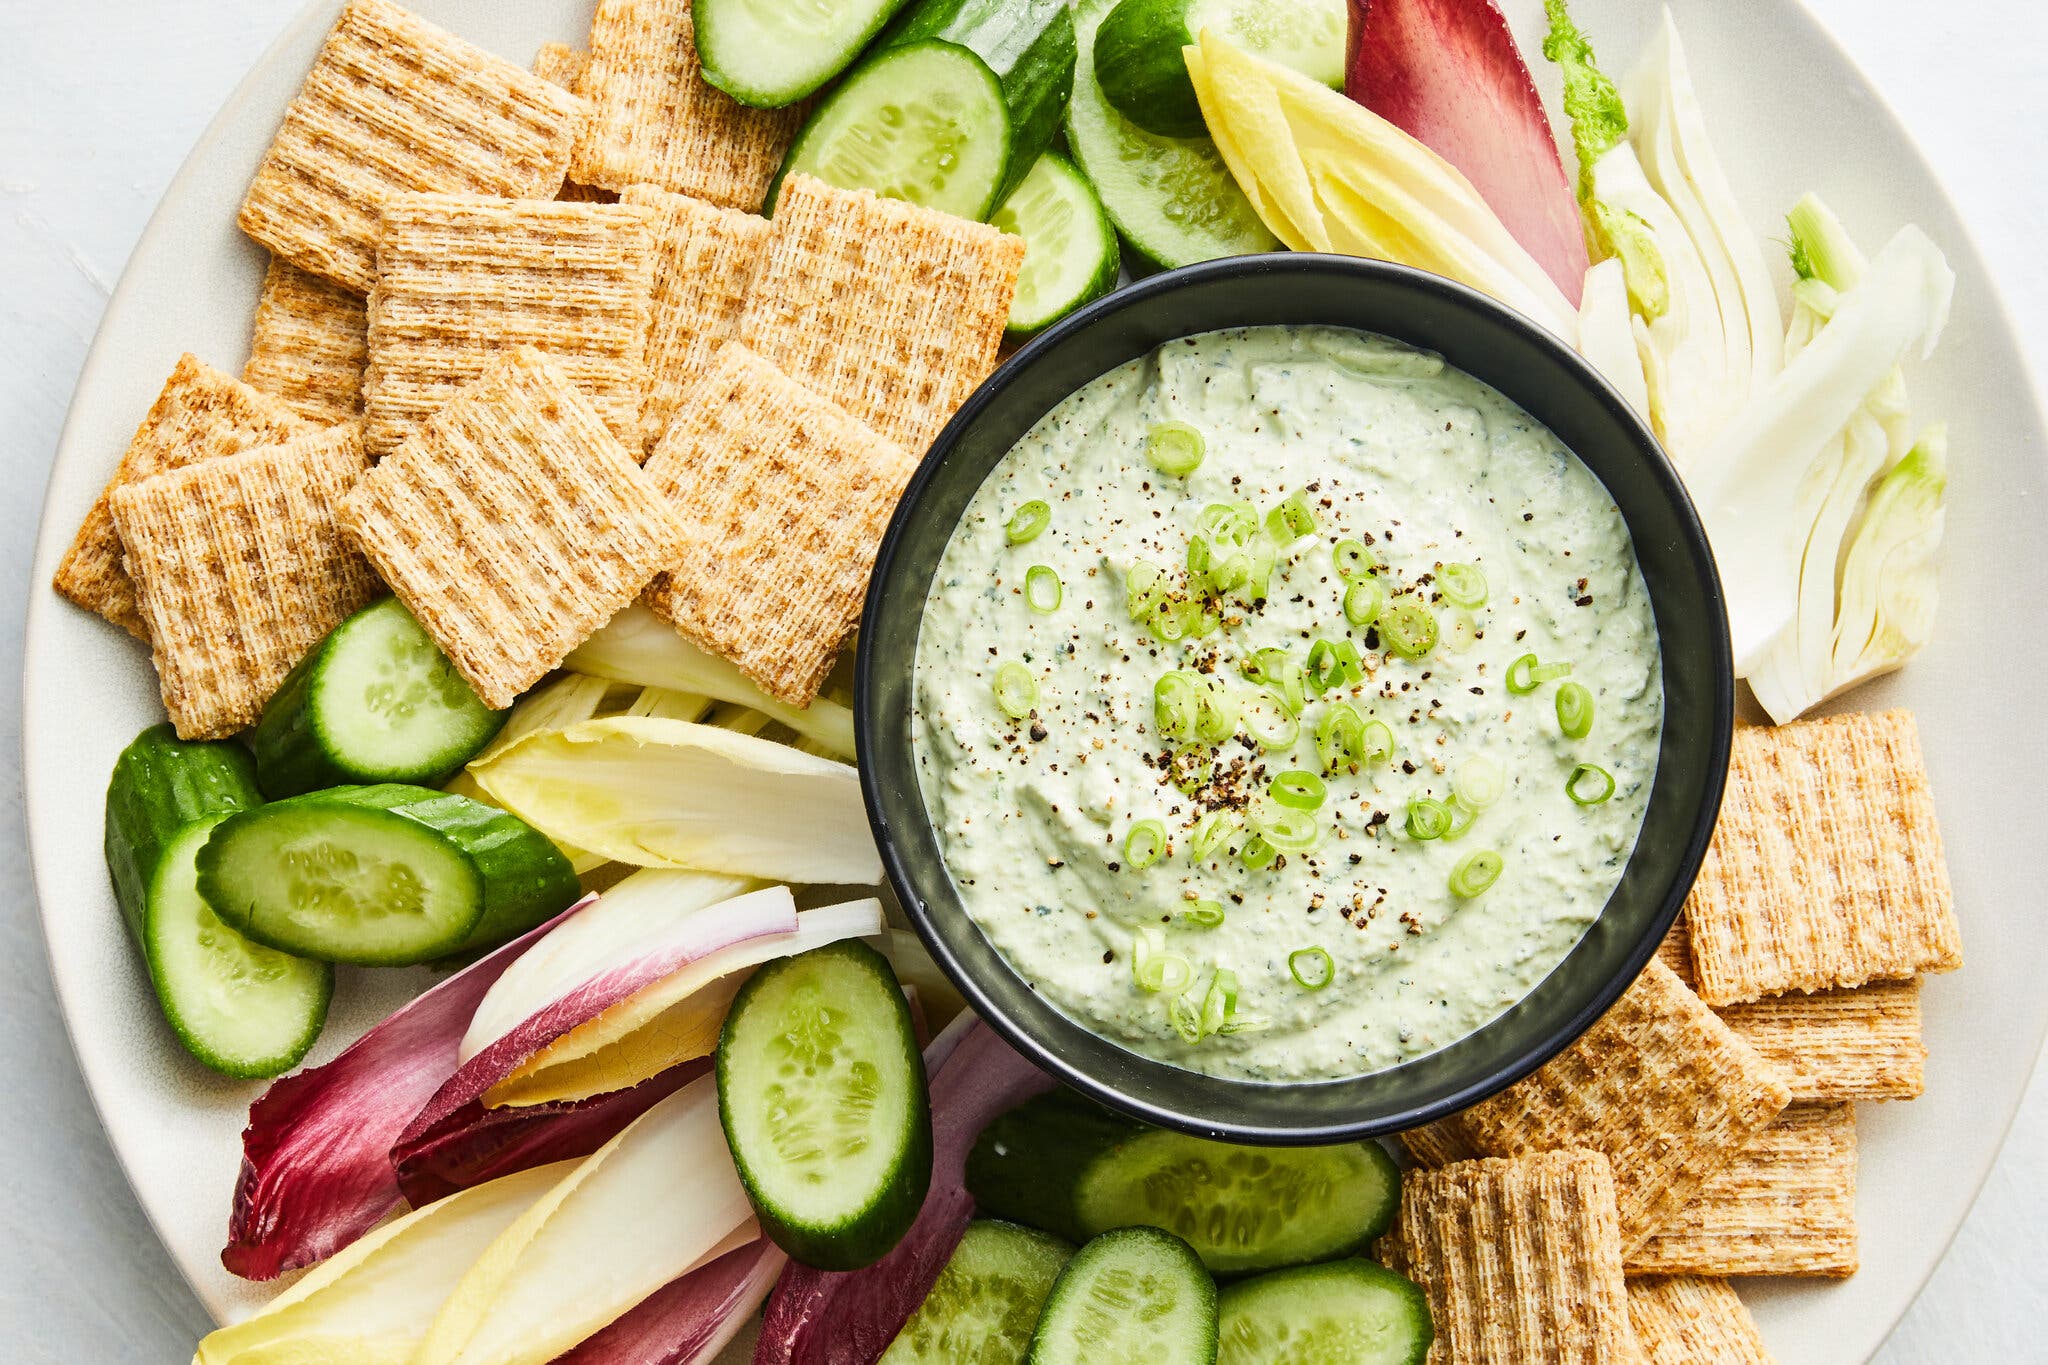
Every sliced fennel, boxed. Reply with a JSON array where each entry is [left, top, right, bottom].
[[1693, 224, 1953, 674], [492, 898, 887, 1107], [468, 716, 882, 885], [414, 1074, 757, 1365], [194, 1162, 571, 1365], [1577, 257, 1650, 416], [1830, 428, 1947, 691], [1184, 32, 1578, 337], [570, 604, 856, 758]]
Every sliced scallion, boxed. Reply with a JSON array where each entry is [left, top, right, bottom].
[[1246, 647, 1305, 715], [1155, 671, 1200, 741], [1452, 756, 1505, 810], [1269, 769, 1327, 810], [1449, 849, 1504, 898], [1168, 991, 1203, 1043], [1005, 500, 1050, 544], [1361, 719, 1394, 767], [1506, 653, 1572, 694], [1024, 564, 1061, 613], [1126, 561, 1166, 620], [1194, 675, 1239, 743], [1265, 493, 1316, 544], [1567, 762, 1616, 805], [1240, 834, 1278, 870], [1146, 421, 1205, 477], [1332, 538, 1374, 581], [1287, 946, 1334, 990], [1179, 899, 1226, 928], [991, 663, 1037, 719], [1306, 637, 1365, 693], [1240, 686, 1300, 751], [1190, 811, 1238, 861], [1197, 501, 1259, 546], [1437, 562, 1488, 608], [1251, 802, 1320, 853], [1406, 796, 1453, 841], [1343, 576, 1386, 627], [1131, 930, 1191, 993], [1380, 601, 1439, 660], [1124, 819, 1167, 870], [1316, 702, 1367, 775], [1556, 681, 1595, 739], [1200, 969, 1238, 1035]]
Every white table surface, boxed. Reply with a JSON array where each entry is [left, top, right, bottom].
[[2, 1, 2042, 1359]]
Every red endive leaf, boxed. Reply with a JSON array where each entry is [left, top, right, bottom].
[[552, 1238, 789, 1365], [1348, 0, 1589, 301], [222, 895, 597, 1281], [753, 1016, 1054, 1365]]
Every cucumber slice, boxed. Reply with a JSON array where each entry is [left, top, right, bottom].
[[717, 940, 932, 1270], [105, 724, 263, 945], [1093, 0, 1348, 138], [196, 784, 579, 966], [776, 40, 1013, 220], [880, 1220, 1072, 1364], [1067, 0, 1278, 269], [1026, 1227, 1218, 1365], [697, 0, 918, 108], [144, 815, 332, 1078], [252, 597, 505, 799], [966, 1093, 1401, 1274], [1216, 1260, 1434, 1365], [991, 151, 1120, 341]]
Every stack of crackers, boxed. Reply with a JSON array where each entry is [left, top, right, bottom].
[[1385, 709, 1962, 1362], [53, 0, 1025, 739]]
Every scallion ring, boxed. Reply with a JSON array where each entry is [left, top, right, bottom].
[[1146, 420, 1206, 477], [1452, 756, 1505, 810], [1443, 610, 1479, 654], [1269, 769, 1328, 811], [1190, 811, 1238, 862], [1004, 500, 1050, 545], [1247, 647, 1305, 715], [1449, 849, 1504, 899], [1506, 653, 1572, 694], [991, 662, 1037, 719], [1194, 676, 1239, 744], [1154, 671, 1200, 742], [1179, 899, 1226, 929], [1240, 834, 1278, 870], [1251, 802, 1321, 853], [1288, 946, 1335, 990], [1265, 493, 1316, 544], [1380, 601, 1439, 660], [1316, 702, 1367, 774], [1240, 686, 1300, 751], [1332, 538, 1374, 581], [1131, 930, 1192, 993], [1126, 561, 1166, 621], [1406, 796, 1453, 841], [1556, 681, 1595, 739], [1437, 562, 1488, 608], [1361, 719, 1394, 768], [1567, 762, 1616, 805], [1168, 991, 1203, 1043], [1197, 500, 1259, 546], [1124, 818, 1168, 870], [1147, 594, 1191, 643], [1343, 576, 1386, 627], [1200, 968, 1239, 1035], [1023, 564, 1061, 614]]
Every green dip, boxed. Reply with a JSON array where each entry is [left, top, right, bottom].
[[911, 325, 1663, 1081]]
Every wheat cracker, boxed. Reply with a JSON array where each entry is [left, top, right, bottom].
[[534, 43, 619, 203], [243, 256, 369, 426], [1686, 711, 1960, 1005], [1718, 980, 1925, 1103], [1379, 1150, 1634, 1365], [735, 174, 1026, 454], [339, 346, 684, 709], [570, 0, 805, 210], [1626, 1277, 1775, 1365], [1626, 1103, 1858, 1278], [363, 192, 656, 457], [54, 354, 312, 639], [641, 344, 911, 706], [110, 425, 377, 739], [238, 0, 583, 292]]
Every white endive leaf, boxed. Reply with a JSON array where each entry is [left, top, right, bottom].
[[1577, 257, 1652, 417]]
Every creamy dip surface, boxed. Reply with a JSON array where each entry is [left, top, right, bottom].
[[911, 326, 1663, 1081]]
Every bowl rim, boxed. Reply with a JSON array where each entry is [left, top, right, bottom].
[[856, 251, 1734, 1142]]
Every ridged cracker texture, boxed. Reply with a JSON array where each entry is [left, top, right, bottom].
[[363, 193, 656, 457], [736, 174, 1027, 454], [534, 44, 618, 203], [242, 256, 369, 425], [641, 344, 912, 706], [237, 0, 583, 291], [1394, 1121, 1481, 1170], [1626, 1277, 1776, 1365], [1626, 1103, 1859, 1278], [339, 346, 685, 710], [1379, 1150, 1634, 1365], [109, 425, 378, 739], [570, 0, 805, 210], [1393, 960, 1790, 1251], [1686, 710, 1961, 1005], [54, 354, 312, 639], [622, 184, 772, 448]]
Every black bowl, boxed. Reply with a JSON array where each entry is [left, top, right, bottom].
[[856, 254, 1733, 1143]]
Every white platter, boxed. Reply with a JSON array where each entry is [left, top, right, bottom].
[[22, 0, 2048, 1358]]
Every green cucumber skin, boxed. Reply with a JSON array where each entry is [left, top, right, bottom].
[[1216, 1260, 1434, 1365], [1027, 1226, 1218, 1365], [1093, 0, 1207, 138], [144, 816, 332, 1080], [718, 940, 933, 1271], [879, 1219, 1073, 1364], [994, 151, 1122, 343], [104, 724, 263, 944], [696, 0, 919, 108], [251, 598, 506, 800], [883, 0, 1076, 205], [966, 1091, 1141, 1243]]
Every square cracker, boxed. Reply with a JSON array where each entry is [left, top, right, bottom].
[[339, 346, 685, 710], [54, 354, 312, 638], [1686, 710, 1960, 1005], [621, 184, 773, 447], [363, 193, 656, 457], [1626, 1277, 1776, 1365], [238, 0, 583, 292], [571, 0, 806, 210], [243, 256, 369, 426], [109, 425, 378, 739], [1626, 1103, 1858, 1278], [641, 344, 912, 706], [534, 44, 619, 204], [736, 174, 1027, 454], [1379, 1150, 1635, 1365], [1391, 960, 1790, 1250]]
